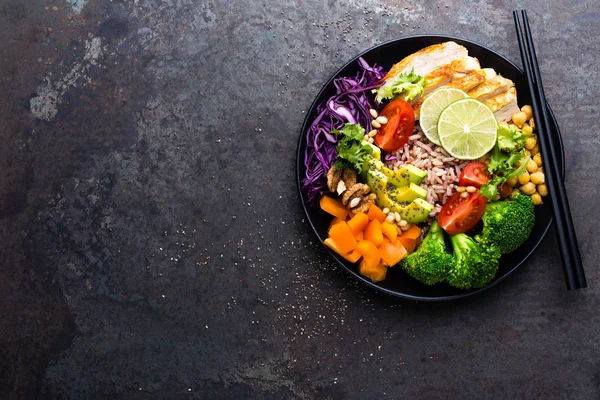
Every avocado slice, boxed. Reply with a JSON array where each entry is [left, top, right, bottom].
[[387, 182, 428, 205], [389, 198, 434, 223], [366, 169, 434, 223], [367, 159, 427, 187]]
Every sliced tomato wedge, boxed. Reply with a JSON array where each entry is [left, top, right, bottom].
[[438, 192, 487, 235], [373, 99, 415, 152], [458, 161, 490, 188]]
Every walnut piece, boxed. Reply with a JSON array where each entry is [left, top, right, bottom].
[[342, 183, 371, 205], [351, 193, 377, 214], [342, 169, 357, 188], [326, 167, 343, 193]]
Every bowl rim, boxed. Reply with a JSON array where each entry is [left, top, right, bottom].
[[296, 34, 565, 301]]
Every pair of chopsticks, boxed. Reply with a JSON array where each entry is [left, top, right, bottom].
[[513, 10, 587, 290]]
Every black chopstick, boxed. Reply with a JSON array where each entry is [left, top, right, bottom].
[[513, 10, 587, 290]]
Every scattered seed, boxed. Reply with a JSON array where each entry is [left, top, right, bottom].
[[369, 109, 378, 118], [385, 214, 395, 223], [399, 220, 408, 227], [371, 120, 382, 129], [368, 129, 378, 137], [394, 212, 402, 222], [381, 207, 390, 214]]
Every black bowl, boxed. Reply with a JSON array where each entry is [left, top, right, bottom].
[[296, 35, 565, 301]]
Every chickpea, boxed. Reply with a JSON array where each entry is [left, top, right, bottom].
[[526, 159, 538, 173], [520, 182, 536, 195], [507, 176, 518, 187], [538, 184, 548, 197], [533, 153, 543, 167], [524, 149, 532, 157], [532, 145, 540, 155], [511, 111, 528, 127], [522, 124, 533, 135], [511, 189, 520, 197], [530, 171, 545, 185], [521, 105, 533, 120], [529, 117, 535, 129], [518, 171, 530, 185], [524, 135, 537, 150], [531, 193, 543, 205]]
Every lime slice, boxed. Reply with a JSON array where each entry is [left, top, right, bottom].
[[437, 98, 498, 160], [420, 88, 469, 146]]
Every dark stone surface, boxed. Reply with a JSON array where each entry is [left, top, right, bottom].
[[1, 0, 599, 398]]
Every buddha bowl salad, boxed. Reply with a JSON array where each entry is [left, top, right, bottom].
[[303, 41, 548, 289]]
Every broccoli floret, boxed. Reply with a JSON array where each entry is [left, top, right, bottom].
[[447, 234, 501, 289], [400, 221, 454, 285], [476, 194, 535, 254]]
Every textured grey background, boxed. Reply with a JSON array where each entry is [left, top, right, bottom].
[[1, 0, 599, 398]]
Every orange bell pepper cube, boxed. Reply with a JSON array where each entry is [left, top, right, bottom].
[[320, 196, 349, 220], [356, 240, 381, 270], [324, 238, 362, 263], [328, 221, 357, 253], [401, 224, 422, 241], [379, 239, 408, 266], [364, 219, 384, 247], [367, 203, 386, 223], [347, 212, 369, 236], [359, 259, 387, 282], [381, 221, 398, 242], [398, 236, 417, 253]]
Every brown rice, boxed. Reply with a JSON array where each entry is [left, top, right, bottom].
[[386, 125, 469, 220]]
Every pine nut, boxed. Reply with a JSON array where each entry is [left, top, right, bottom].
[[376, 116, 388, 125], [349, 197, 361, 208], [456, 186, 466, 193], [369, 109, 378, 118], [466, 186, 476, 193], [368, 129, 378, 137], [367, 137, 374, 144], [394, 212, 402, 222], [460, 192, 469, 198], [385, 214, 395, 223], [371, 120, 382, 129], [336, 180, 346, 195]]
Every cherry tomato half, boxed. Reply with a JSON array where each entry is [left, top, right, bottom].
[[374, 99, 415, 152], [498, 182, 512, 198], [458, 161, 491, 188], [438, 192, 487, 235]]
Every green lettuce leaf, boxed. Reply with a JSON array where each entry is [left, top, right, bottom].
[[497, 124, 531, 153], [373, 69, 427, 103], [331, 123, 373, 174]]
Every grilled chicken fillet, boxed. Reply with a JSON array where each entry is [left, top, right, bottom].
[[483, 87, 520, 122], [382, 41, 469, 80], [467, 75, 515, 101]]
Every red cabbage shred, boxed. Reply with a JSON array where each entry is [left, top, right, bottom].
[[302, 58, 385, 204]]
